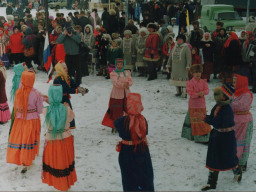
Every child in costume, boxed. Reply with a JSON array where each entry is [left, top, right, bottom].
[[0, 60, 11, 124], [0, 28, 10, 68], [232, 74, 253, 171], [7, 71, 48, 173], [102, 58, 133, 133], [42, 85, 77, 191], [53, 61, 87, 129], [182, 64, 211, 143], [114, 93, 154, 191], [9, 62, 27, 134], [201, 84, 242, 191]]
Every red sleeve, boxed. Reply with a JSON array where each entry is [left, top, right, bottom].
[[162, 44, 167, 56]]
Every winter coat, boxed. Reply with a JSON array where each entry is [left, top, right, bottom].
[[10, 32, 24, 54], [223, 39, 242, 68], [200, 41, 214, 62], [167, 43, 192, 87], [122, 37, 134, 69], [192, 54, 201, 65], [107, 47, 123, 64], [22, 27, 37, 50], [119, 17, 125, 36], [162, 42, 175, 56], [56, 31, 81, 55], [0, 33, 9, 56], [143, 32, 159, 62], [49, 30, 60, 46], [96, 34, 110, 65], [78, 16, 92, 31], [108, 15, 119, 36], [101, 11, 110, 31], [135, 34, 148, 67], [83, 24, 95, 50], [204, 104, 238, 171], [6, 6, 13, 15]]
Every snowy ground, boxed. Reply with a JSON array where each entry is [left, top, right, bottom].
[[0, 7, 255, 191]]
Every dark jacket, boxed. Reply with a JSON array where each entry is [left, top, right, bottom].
[[56, 31, 81, 55], [78, 16, 92, 32], [22, 27, 37, 50], [101, 10, 110, 31], [108, 15, 119, 36], [6, 6, 13, 15]]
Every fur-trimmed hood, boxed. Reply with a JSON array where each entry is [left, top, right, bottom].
[[139, 27, 149, 36], [84, 24, 93, 35]]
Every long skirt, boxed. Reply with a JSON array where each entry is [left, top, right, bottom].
[[234, 121, 254, 166], [119, 145, 154, 191], [0, 102, 11, 123], [6, 118, 41, 166], [42, 136, 77, 191], [181, 109, 211, 143], [102, 97, 127, 129], [206, 129, 238, 171], [201, 61, 213, 80]]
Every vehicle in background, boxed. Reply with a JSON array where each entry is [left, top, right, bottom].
[[48, 0, 67, 9], [200, 4, 246, 32], [201, 0, 256, 16]]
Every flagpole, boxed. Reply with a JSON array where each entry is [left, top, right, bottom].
[[45, 0, 49, 32]]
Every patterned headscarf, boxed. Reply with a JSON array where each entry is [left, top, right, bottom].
[[14, 71, 35, 120], [126, 93, 147, 148], [234, 74, 253, 99], [54, 61, 70, 85], [10, 63, 25, 102], [224, 32, 240, 48], [44, 85, 67, 139]]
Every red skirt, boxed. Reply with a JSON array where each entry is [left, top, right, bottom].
[[201, 61, 213, 80], [42, 136, 77, 191], [102, 97, 127, 129], [0, 102, 11, 123], [6, 118, 41, 166]]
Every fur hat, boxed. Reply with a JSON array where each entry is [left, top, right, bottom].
[[147, 23, 157, 30], [190, 64, 203, 74], [139, 27, 149, 36], [176, 34, 186, 42], [109, 9, 116, 16], [112, 33, 120, 39], [6, 15, 14, 21], [221, 83, 235, 98], [124, 30, 132, 36], [166, 25, 173, 33]]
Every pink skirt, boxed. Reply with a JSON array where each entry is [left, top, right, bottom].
[[0, 102, 11, 123]]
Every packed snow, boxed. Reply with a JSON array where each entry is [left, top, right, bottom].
[[0, 7, 255, 191]]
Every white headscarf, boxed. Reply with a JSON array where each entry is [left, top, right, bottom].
[[202, 32, 212, 42]]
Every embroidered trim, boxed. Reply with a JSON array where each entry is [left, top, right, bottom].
[[8, 141, 38, 150], [214, 127, 233, 132], [16, 108, 37, 113], [234, 111, 250, 115], [43, 161, 75, 178]]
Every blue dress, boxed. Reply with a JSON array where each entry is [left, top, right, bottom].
[[114, 116, 154, 192], [53, 76, 78, 128], [204, 104, 238, 171]]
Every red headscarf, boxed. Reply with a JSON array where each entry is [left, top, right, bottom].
[[14, 71, 35, 119], [126, 93, 147, 148], [234, 74, 253, 99], [224, 32, 240, 48]]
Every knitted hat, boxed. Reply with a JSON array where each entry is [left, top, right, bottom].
[[176, 34, 186, 42], [221, 83, 235, 98], [147, 23, 157, 30], [112, 32, 119, 39], [124, 30, 132, 36], [190, 64, 203, 74]]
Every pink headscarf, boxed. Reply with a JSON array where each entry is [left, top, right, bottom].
[[126, 93, 147, 147]]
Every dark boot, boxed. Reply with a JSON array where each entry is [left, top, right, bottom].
[[147, 62, 154, 81], [175, 87, 182, 97], [138, 68, 144, 77], [233, 166, 242, 182], [201, 171, 219, 191]]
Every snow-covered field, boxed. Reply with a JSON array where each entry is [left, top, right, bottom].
[[0, 7, 255, 191]]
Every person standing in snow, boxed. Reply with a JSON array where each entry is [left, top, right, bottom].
[[114, 93, 154, 191], [102, 59, 132, 133], [182, 64, 211, 143], [231, 74, 253, 171], [42, 85, 77, 191], [201, 84, 242, 191]]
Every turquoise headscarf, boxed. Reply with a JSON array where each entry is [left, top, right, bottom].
[[44, 85, 67, 139], [114, 59, 126, 76], [10, 63, 25, 102]]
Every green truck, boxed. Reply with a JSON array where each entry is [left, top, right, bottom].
[[200, 4, 246, 32]]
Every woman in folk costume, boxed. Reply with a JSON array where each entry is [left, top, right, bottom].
[[9, 63, 27, 134], [201, 85, 242, 191], [0, 60, 11, 124], [167, 34, 192, 98], [182, 65, 211, 143], [42, 85, 77, 191], [53, 61, 87, 129], [0, 28, 10, 68], [6, 71, 48, 173], [114, 93, 154, 191], [122, 30, 135, 71], [231, 74, 253, 171], [200, 33, 214, 82], [102, 59, 133, 133], [222, 32, 242, 83], [162, 36, 175, 79], [135, 27, 149, 77]]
